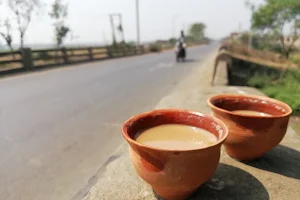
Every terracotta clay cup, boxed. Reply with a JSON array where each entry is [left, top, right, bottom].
[[207, 94, 292, 161], [122, 109, 228, 200]]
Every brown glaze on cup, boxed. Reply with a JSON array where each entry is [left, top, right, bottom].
[[208, 94, 292, 161], [122, 109, 228, 200]]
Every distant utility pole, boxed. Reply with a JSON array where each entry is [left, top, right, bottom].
[[109, 14, 117, 45], [119, 14, 125, 43], [136, 0, 140, 46], [109, 13, 125, 45]]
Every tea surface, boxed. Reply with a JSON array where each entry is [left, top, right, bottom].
[[135, 124, 218, 150], [232, 110, 272, 117]]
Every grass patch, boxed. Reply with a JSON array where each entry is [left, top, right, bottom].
[[248, 69, 300, 115]]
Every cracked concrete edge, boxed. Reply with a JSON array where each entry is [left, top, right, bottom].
[[72, 142, 125, 200]]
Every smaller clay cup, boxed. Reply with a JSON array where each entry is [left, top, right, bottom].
[[122, 109, 228, 200], [207, 94, 292, 161]]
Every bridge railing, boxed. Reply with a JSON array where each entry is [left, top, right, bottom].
[[0, 51, 23, 72], [0, 45, 145, 74]]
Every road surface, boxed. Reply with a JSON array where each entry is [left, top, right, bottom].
[[0, 44, 217, 200]]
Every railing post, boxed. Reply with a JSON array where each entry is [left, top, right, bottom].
[[61, 48, 69, 64], [134, 46, 137, 55], [123, 47, 127, 56], [106, 46, 112, 58], [21, 48, 34, 70], [88, 47, 94, 60]]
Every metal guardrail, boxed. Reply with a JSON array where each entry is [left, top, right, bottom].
[[0, 45, 145, 74]]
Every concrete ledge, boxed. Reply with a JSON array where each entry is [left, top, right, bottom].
[[212, 61, 228, 86], [82, 86, 300, 200], [81, 51, 300, 200]]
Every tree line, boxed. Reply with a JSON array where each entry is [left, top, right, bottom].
[[0, 0, 70, 53], [188, 23, 206, 42], [246, 0, 300, 58]]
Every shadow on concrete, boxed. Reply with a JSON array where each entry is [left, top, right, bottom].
[[191, 164, 269, 200], [154, 163, 269, 200], [242, 145, 300, 180]]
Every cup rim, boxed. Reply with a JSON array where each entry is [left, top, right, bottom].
[[122, 109, 229, 152], [207, 94, 292, 118]]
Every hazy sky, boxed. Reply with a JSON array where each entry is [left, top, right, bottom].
[[0, 0, 263, 46]]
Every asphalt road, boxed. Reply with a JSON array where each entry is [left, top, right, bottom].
[[0, 44, 217, 200]]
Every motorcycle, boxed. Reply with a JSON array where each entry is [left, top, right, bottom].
[[175, 43, 186, 62]]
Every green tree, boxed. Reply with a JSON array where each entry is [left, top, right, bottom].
[[188, 23, 206, 41], [9, 0, 40, 49], [249, 0, 300, 58], [49, 0, 70, 47]]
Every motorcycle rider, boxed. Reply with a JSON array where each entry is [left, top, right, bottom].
[[175, 37, 187, 52], [175, 32, 187, 61]]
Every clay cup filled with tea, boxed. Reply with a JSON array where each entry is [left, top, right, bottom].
[[208, 94, 292, 161], [122, 109, 228, 200]]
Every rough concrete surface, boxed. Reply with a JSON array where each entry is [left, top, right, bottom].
[[82, 51, 300, 200]]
